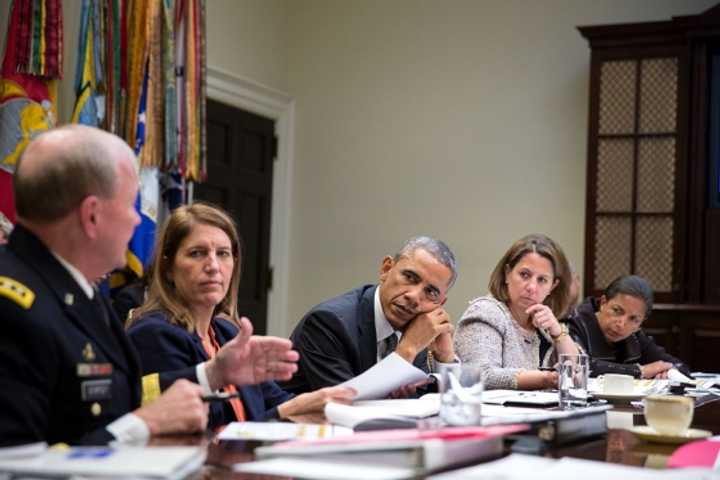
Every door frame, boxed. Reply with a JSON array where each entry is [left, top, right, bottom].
[[206, 66, 294, 337]]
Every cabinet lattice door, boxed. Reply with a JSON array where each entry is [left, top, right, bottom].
[[589, 57, 678, 294]]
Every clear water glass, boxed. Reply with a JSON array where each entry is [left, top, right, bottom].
[[439, 364, 484, 425], [558, 353, 589, 409]]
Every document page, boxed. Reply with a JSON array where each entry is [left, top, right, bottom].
[[340, 353, 428, 400], [217, 421, 353, 441], [430, 454, 717, 480], [482, 390, 560, 406], [480, 403, 612, 426], [235, 457, 414, 480], [325, 396, 440, 428]]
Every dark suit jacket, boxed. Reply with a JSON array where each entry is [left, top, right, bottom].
[[0, 225, 142, 446], [281, 285, 429, 395], [128, 312, 293, 428], [566, 297, 691, 378]]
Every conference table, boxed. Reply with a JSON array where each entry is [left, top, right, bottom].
[[167, 394, 720, 479]]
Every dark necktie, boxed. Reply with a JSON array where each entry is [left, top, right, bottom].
[[382, 333, 398, 359]]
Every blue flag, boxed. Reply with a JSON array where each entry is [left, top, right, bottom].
[[126, 64, 158, 279]]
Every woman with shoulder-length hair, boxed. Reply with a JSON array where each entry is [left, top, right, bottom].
[[127, 202, 353, 428], [454, 233, 579, 390], [566, 275, 691, 379]]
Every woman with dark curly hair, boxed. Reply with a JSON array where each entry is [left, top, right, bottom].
[[566, 275, 691, 379]]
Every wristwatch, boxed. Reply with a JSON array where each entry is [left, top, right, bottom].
[[551, 323, 569, 341]]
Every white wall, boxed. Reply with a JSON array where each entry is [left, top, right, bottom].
[[206, 0, 289, 91], [282, 0, 718, 336]]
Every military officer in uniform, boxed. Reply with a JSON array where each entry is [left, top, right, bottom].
[[0, 125, 299, 446]]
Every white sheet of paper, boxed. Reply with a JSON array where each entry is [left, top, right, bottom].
[[325, 396, 440, 428], [428, 453, 556, 479], [480, 403, 611, 426], [481, 390, 559, 406], [217, 421, 352, 441], [587, 377, 669, 395], [542, 457, 718, 480], [234, 457, 414, 480], [340, 353, 428, 400], [667, 368, 694, 384], [429, 454, 718, 480]]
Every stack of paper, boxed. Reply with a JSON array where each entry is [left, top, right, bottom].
[[688, 372, 720, 396]]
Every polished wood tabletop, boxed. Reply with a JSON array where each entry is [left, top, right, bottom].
[[170, 394, 720, 479]]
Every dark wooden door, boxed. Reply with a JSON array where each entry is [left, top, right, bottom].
[[195, 99, 276, 335]]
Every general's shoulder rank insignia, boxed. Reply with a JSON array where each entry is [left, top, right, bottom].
[[0, 276, 35, 309]]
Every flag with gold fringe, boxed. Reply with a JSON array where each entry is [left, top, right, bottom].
[[70, 0, 102, 126], [66, 0, 205, 290], [175, 0, 206, 182], [0, 0, 63, 222]]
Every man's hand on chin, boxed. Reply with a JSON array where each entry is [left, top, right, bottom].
[[430, 330, 455, 363], [395, 306, 452, 363]]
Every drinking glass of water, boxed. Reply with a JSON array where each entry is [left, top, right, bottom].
[[558, 353, 589, 409], [439, 364, 484, 426]]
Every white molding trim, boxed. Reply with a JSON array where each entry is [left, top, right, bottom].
[[206, 66, 294, 337]]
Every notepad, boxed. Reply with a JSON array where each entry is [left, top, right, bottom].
[[0, 446, 206, 479]]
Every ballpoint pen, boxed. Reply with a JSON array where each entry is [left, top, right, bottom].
[[202, 391, 241, 402]]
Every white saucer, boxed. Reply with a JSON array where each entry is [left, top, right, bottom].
[[630, 425, 712, 444], [593, 391, 645, 403]]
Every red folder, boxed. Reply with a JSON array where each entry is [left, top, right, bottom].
[[272, 424, 529, 448], [668, 439, 720, 469]]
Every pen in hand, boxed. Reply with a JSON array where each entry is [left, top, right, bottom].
[[202, 391, 241, 402]]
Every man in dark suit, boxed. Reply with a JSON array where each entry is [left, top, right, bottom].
[[0, 125, 298, 446], [282, 236, 458, 395]]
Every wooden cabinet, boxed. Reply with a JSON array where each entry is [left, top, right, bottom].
[[650, 305, 720, 372], [579, 5, 720, 371]]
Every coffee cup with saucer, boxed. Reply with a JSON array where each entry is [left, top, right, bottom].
[[630, 395, 711, 444]]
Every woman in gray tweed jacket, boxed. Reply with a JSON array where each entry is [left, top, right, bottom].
[[454, 234, 579, 390]]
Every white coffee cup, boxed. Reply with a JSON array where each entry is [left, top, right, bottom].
[[644, 395, 694, 435], [603, 373, 634, 394]]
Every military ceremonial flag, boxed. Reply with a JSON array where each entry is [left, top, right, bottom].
[[126, 65, 159, 280], [0, 0, 63, 222]]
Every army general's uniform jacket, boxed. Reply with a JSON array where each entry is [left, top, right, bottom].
[[0, 225, 142, 446]]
